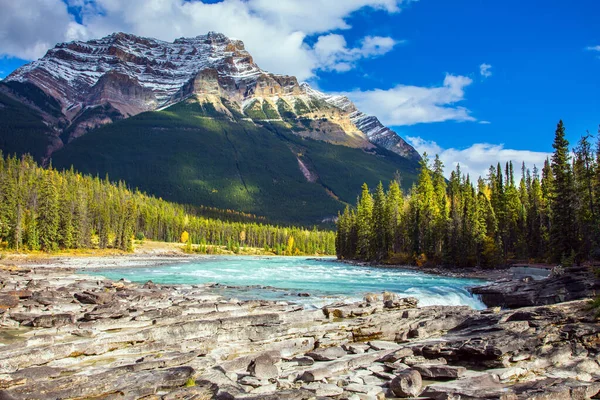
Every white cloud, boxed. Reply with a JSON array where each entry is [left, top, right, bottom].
[[479, 63, 492, 78], [344, 73, 475, 126], [0, 0, 411, 80], [586, 45, 600, 52], [406, 136, 551, 179], [0, 0, 87, 60], [314, 34, 399, 72]]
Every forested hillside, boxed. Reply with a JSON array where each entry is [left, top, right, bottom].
[[337, 121, 600, 267], [0, 153, 335, 254], [51, 98, 419, 225]]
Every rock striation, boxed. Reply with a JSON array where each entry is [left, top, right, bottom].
[[0, 265, 599, 399], [2, 32, 420, 160], [471, 266, 599, 309]]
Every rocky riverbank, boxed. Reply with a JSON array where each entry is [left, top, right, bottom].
[[471, 265, 599, 309], [336, 259, 512, 281], [0, 264, 599, 399]]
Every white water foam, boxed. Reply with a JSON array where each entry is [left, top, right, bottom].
[[86, 256, 488, 309]]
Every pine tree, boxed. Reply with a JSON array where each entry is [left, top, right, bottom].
[[432, 155, 448, 258], [371, 182, 388, 259], [58, 185, 75, 249], [414, 154, 437, 259], [527, 167, 544, 259], [549, 120, 577, 263], [38, 171, 59, 251], [385, 180, 403, 254], [355, 183, 374, 260], [573, 134, 596, 260]]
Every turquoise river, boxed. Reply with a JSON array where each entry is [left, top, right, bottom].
[[87, 256, 487, 309]]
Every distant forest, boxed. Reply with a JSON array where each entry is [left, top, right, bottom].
[[337, 121, 600, 267], [0, 153, 335, 255]]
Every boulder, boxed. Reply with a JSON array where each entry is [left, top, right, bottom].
[[306, 346, 347, 361], [83, 302, 129, 320], [368, 340, 400, 351], [289, 356, 314, 366], [421, 374, 510, 400], [31, 313, 75, 328], [248, 354, 278, 380], [363, 293, 380, 304], [3, 290, 32, 299], [0, 295, 18, 311], [412, 364, 466, 379], [74, 290, 114, 305], [389, 369, 423, 398], [383, 294, 418, 310]]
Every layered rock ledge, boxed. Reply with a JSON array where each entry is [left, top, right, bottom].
[[471, 266, 599, 309], [0, 265, 599, 399]]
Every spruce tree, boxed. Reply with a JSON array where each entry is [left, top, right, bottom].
[[355, 183, 374, 260], [573, 134, 596, 260], [38, 171, 59, 251], [371, 182, 388, 259], [385, 180, 403, 254], [549, 120, 577, 263]]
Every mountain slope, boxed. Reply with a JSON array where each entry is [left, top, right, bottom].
[[2, 32, 420, 162], [51, 97, 419, 224], [0, 32, 422, 224]]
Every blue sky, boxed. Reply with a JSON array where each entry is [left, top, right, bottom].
[[0, 0, 598, 177]]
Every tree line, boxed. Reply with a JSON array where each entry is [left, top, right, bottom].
[[0, 153, 335, 255], [337, 121, 600, 267]]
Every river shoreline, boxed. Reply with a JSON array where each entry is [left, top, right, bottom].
[[0, 261, 598, 399], [336, 258, 513, 281], [5, 250, 507, 281]]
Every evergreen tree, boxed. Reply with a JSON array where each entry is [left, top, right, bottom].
[[37, 171, 59, 251], [549, 120, 577, 263], [385, 180, 403, 254], [573, 134, 596, 260], [355, 183, 374, 260], [371, 182, 388, 259]]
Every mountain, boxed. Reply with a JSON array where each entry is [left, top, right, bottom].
[[0, 32, 421, 224]]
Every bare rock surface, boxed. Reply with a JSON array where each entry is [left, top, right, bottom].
[[471, 265, 599, 308], [0, 264, 599, 399]]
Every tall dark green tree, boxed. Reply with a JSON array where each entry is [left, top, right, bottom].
[[355, 183, 374, 260], [573, 134, 597, 260], [37, 171, 59, 251], [549, 120, 577, 263], [371, 182, 388, 259], [336, 120, 600, 267]]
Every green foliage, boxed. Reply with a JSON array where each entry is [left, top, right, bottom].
[[0, 89, 56, 161], [243, 100, 268, 120], [293, 99, 311, 115], [262, 101, 280, 119], [276, 99, 296, 120], [550, 120, 578, 263], [184, 378, 196, 387], [50, 98, 419, 226], [337, 120, 600, 267], [0, 153, 336, 254]]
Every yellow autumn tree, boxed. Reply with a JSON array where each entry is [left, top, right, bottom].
[[286, 236, 294, 255], [180, 231, 189, 244]]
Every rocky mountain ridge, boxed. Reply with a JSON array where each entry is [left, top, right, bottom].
[[2, 32, 420, 161]]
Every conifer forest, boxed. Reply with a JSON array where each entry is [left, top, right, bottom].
[[0, 152, 335, 255], [336, 121, 600, 267]]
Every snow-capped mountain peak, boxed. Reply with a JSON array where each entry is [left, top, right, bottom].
[[2, 32, 419, 161]]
